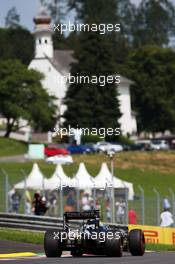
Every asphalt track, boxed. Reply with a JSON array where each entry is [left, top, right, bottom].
[[0, 241, 175, 264], [0, 240, 43, 254]]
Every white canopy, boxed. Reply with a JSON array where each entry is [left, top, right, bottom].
[[94, 163, 134, 200], [14, 162, 134, 199], [74, 162, 95, 189], [122, 182, 135, 200], [45, 164, 73, 190], [14, 163, 45, 190]]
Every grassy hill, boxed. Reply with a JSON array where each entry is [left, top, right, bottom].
[[0, 137, 175, 225], [0, 137, 27, 157], [0, 151, 175, 196]]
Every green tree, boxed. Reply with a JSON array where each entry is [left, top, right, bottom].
[[67, 0, 134, 64], [68, 0, 118, 24], [64, 0, 121, 133], [64, 31, 121, 131], [121, 45, 175, 133], [67, 0, 136, 38], [133, 0, 175, 47], [116, 0, 136, 41], [5, 7, 20, 28], [0, 60, 57, 137], [42, 0, 66, 23], [0, 27, 34, 65]]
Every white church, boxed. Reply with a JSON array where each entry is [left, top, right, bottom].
[[29, 7, 137, 136]]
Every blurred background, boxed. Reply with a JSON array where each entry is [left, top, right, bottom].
[[1, 0, 175, 230]]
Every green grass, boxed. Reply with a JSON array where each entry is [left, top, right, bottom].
[[0, 228, 44, 245], [0, 137, 27, 157], [0, 157, 175, 197], [146, 243, 175, 251]]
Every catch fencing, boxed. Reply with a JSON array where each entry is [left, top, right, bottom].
[[0, 168, 175, 227]]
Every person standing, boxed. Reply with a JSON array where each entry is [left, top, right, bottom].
[[128, 209, 137, 225], [160, 209, 174, 227], [25, 190, 32, 215], [116, 199, 126, 224], [106, 198, 111, 222], [81, 193, 91, 211], [163, 197, 171, 210], [64, 191, 76, 212], [49, 191, 57, 216], [11, 189, 21, 213], [32, 192, 48, 216], [25, 198, 32, 215]]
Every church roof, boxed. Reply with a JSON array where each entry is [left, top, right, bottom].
[[50, 51, 133, 85], [34, 6, 51, 24], [33, 48, 134, 87], [120, 76, 134, 85], [49, 49, 77, 74]]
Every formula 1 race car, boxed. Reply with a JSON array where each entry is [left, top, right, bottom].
[[44, 210, 145, 257]]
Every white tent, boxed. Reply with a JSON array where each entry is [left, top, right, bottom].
[[74, 162, 95, 189], [95, 162, 113, 189], [94, 163, 134, 200], [122, 182, 135, 200], [14, 163, 45, 190], [45, 164, 73, 190]]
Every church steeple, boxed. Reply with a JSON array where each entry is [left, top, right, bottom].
[[33, 6, 53, 58]]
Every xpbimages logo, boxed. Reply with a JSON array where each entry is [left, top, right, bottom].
[[59, 73, 121, 87], [53, 21, 121, 35], [53, 125, 121, 139], [53, 231, 120, 243]]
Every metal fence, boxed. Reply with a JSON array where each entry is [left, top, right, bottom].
[[0, 168, 175, 227]]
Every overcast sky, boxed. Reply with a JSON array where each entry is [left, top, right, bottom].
[[1, 0, 175, 32]]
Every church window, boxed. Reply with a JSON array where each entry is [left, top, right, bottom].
[[39, 38, 41, 44], [45, 39, 48, 44]]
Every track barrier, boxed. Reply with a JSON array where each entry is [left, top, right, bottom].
[[129, 224, 175, 245]]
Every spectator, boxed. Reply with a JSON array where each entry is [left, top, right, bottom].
[[160, 209, 174, 227], [81, 192, 91, 211], [8, 188, 15, 212], [64, 191, 76, 212], [90, 198, 94, 209], [32, 191, 48, 216], [128, 209, 137, 224], [25, 190, 32, 215], [163, 197, 171, 210], [25, 198, 32, 215], [106, 198, 111, 222], [116, 199, 126, 224], [11, 188, 21, 213], [49, 191, 57, 216], [42, 196, 49, 213], [96, 200, 101, 211]]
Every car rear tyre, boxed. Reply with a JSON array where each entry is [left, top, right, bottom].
[[105, 237, 122, 257], [129, 229, 145, 256], [44, 230, 62, 257]]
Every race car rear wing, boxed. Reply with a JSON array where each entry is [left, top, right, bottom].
[[63, 210, 100, 231], [64, 210, 100, 220]]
